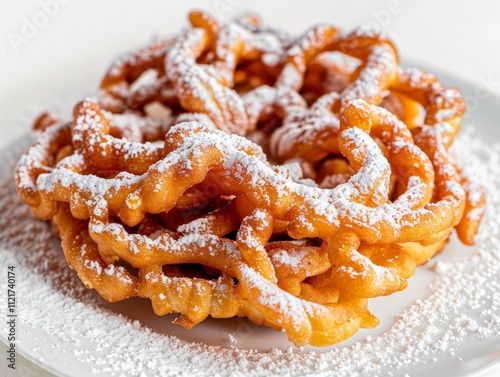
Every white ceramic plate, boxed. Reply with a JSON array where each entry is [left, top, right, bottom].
[[0, 65, 499, 377]]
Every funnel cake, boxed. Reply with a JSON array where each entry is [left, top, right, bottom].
[[15, 11, 485, 347]]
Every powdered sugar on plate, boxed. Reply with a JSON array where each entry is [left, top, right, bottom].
[[0, 126, 499, 377]]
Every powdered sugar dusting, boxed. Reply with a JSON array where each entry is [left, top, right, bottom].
[[1, 123, 499, 376]]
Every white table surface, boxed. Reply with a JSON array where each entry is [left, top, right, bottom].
[[0, 1, 499, 376]]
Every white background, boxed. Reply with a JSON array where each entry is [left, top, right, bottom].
[[0, 0, 499, 376], [0, 0, 499, 148]]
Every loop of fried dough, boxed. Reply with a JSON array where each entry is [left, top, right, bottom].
[[14, 11, 485, 347]]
